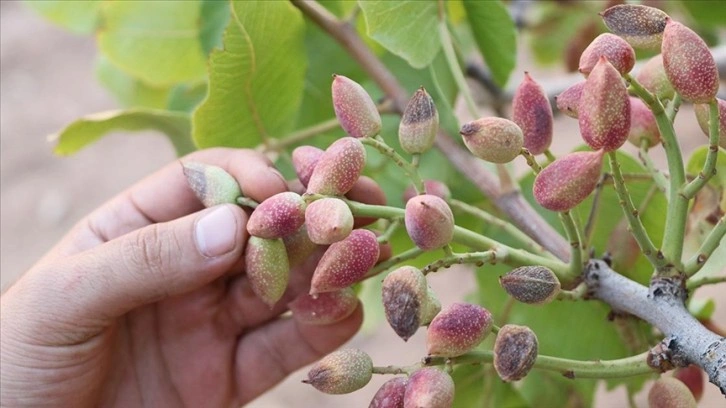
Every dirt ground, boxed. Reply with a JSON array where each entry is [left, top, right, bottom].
[[1, 1, 723, 406]]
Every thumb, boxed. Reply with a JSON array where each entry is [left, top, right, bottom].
[[62, 204, 248, 319]]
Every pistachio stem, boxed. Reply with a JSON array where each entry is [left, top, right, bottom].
[[666, 93, 681, 123], [557, 283, 588, 301], [687, 274, 726, 291], [682, 99, 721, 199], [361, 137, 425, 194], [684, 215, 726, 276], [638, 138, 669, 196], [559, 211, 584, 277], [267, 117, 340, 151], [607, 152, 662, 268], [627, 74, 687, 273], [343, 201, 570, 280], [377, 219, 401, 244], [366, 247, 424, 278], [422, 250, 498, 274], [519, 148, 542, 174], [236, 196, 259, 209], [448, 199, 551, 257], [544, 149, 556, 163], [423, 350, 656, 379]]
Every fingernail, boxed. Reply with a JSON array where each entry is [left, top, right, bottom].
[[268, 167, 288, 186], [195, 206, 238, 257]]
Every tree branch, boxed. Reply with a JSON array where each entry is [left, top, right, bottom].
[[584, 260, 726, 394], [291, 0, 571, 264]]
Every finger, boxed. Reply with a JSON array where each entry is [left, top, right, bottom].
[[58, 148, 286, 255], [216, 248, 326, 333], [234, 305, 363, 404], [56, 204, 248, 320]]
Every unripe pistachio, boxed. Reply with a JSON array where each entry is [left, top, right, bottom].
[[500, 266, 561, 305], [292, 145, 324, 187], [382, 266, 429, 341], [283, 225, 319, 267], [399, 87, 439, 154], [627, 97, 661, 148], [310, 229, 380, 294], [403, 368, 454, 408], [307, 137, 367, 196], [427, 302, 493, 357], [460, 117, 524, 163], [512, 73, 553, 155], [636, 55, 675, 101], [662, 18, 719, 104], [420, 285, 441, 326], [247, 192, 306, 239], [555, 81, 585, 119], [673, 365, 704, 402], [533, 150, 604, 212], [493, 324, 538, 382], [370, 377, 407, 408], [404, 194, 454, 251], [305, 198, 354, 244], [304, 349, 373, 394], [332, 74, 382, 138], [694, 98, 726, 149], [600, 5, 668, 50], [346, 175, 387, 228], [289, 288, 359, 326], [403, 180, 451, 204], [579, 33, 636, 76], [579, 57, 631, 152], [182, 162, 241, 207], [244, 236, 290, 308], [648, 377, 697, 408]]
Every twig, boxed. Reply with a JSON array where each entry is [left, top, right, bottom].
[[607, 152, 662, 268], [687, 274, 726, 291], [684, 215, 726, 276]]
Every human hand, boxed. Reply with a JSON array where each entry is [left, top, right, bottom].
[[0, 148, 363, 407]]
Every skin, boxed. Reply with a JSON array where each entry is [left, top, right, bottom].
[[0, 148, 363, 407]]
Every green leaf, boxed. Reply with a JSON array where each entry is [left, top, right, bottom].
[[52, 109, 195, 157], [95, 55, 171, 109], [167, 82, 208, 113], [98, 1, 207, 86], [680, 0, 726, 28], [685, 146, 726, 193], [359, 1, 441, 69], [462, 0, 517, 87], [24, 0, 101, 34], [192, 1, 307, 148], [199, 0, 231, 55]]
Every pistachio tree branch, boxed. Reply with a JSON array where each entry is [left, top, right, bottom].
[[292, 0, 571, 262], [448, 199, 551, 257], [627, 74, 687, 272], [584, 259, 726, 395], [687, 274, 726, 291]]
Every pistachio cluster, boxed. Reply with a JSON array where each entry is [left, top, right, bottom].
[[178, 5, 720, 403]]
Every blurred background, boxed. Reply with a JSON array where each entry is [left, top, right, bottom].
[[1, 1, 724, 406]]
